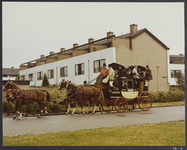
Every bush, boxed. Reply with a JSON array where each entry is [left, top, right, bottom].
[[151, 88, 185, 103], [42, 73, 50, 86], [3, 101, 15, 113], [47, 102, 65, 113]]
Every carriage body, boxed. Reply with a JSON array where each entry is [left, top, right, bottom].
[[94, 63, 153, 113]]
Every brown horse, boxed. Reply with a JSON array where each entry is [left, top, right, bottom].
[[3, 80, 51, 117], [6, 88, 51, 120], [59, 79, 105, 115]]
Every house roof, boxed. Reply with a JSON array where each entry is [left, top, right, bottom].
[[117, 28, 170, 50], [170, 54, 185, 59], [3, 68, 19, 75]]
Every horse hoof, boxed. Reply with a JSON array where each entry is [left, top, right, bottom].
[[13, 117, 16, 120], [17, 118, 20, 120], [71, 114, 74, 116], [38, 115, 41, 118], [65, 113, 68, 115]]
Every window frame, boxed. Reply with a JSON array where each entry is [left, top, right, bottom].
[[93, 59, 106, 73], [28, 73, 33, 81], [37, 71, 43, 80], [60, 66, 68, 77], [75, 63, 84, 75], [47, 69, 54, 79]]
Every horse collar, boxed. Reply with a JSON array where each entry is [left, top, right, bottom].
[[15, 88, 20, 100]]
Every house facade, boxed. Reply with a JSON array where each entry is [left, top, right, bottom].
[[19, 24, 170, 92], [3, 66, 19, 80], [169, 54, 185, 86]]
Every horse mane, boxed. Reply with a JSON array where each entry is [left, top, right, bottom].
[[70, 82, 78, 87], [11, 81, 19, 88]]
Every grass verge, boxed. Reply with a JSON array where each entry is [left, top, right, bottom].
[[3, 120, 185, 146]]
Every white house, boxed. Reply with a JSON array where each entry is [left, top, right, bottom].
[[19, 47, 116, 86], [168, 54, 185, 86]]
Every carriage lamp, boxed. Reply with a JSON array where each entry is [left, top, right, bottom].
[[156, 65, 160, 92]]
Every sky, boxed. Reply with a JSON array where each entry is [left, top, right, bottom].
[[2, 2, 185, 68]]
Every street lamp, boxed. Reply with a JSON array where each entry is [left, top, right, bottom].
[[156, 65, 160, 92]]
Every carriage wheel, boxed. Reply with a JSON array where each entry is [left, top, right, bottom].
[[102, 105, 113, 113], [115, 97, 128, 113], [127, 102, 137, 111], [138, 91, 153, 111]]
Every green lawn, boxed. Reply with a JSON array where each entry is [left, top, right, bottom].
[[3, 120, 185, 146]]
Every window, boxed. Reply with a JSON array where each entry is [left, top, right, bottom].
[[93, 59, 106, 73], [21, 75, 25, 80], [28, 73, 33, 81], [75, 63, 84, 75], [171, 70, 180, 78], [48, 69, 54, 79], [37, 71, 43, 80], [60, 66, 68, 77]]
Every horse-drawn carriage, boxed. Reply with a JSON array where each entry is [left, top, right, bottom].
[[95, 63, 153, 113], [59, 63, 153, 115], [4, 63, 153, 120]]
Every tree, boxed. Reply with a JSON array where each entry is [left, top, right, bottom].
[[15, 75, 21, 80], [175, 70, 185, 90], [42, 73, 50, 86]]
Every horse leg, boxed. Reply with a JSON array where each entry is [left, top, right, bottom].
[[76, 102, 81, 115], [41, 101, 48, 115], [17, 103, 23, 120], [79, 101, 85, 115], [86, 102, 90, 114], [13, 103, 18, 120], [66, 101, 70, 115], [92, 102, 97, 114], [72, 100, 79, 115]]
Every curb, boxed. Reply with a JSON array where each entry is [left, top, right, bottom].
[[3, 104, 185, 118]]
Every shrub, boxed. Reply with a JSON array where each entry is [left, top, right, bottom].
[[3, 101, 15, 113], [151, 88, 185, 103], [42, 73, 50, 86]]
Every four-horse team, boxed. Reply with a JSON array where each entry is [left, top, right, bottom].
[[3, 63, 153, 120]]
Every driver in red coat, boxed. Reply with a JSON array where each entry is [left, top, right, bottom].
[[96, 63, 109, 83]]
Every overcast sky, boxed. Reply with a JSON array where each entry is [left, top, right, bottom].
[[2, 2, 184, 68]]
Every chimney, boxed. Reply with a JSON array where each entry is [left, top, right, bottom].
[[130, 24, 138, 35], [73, 43, 78, 48], [40, 55, 45, 58], [107, 31, 113, 37], [88, 38, 94, 43], [11, 66, 15, 71], [60, 48, 65, 54], [50, 51, 54, 57]]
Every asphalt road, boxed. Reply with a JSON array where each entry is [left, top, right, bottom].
[[3, 106, 185, 137]]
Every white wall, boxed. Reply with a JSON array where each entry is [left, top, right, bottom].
[[20, 47, 116, 86], [2, 77, 16, 80]]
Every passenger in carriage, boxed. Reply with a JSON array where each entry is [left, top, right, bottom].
[[138, 68, 144, 78], [96, 63, 109, 83], [132, 65, 140, 79], [125, 68, 131, 79], [143, 65, 153, 81], [102, 64, 115, 84]]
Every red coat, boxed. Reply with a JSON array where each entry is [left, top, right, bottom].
[[100, 68, 109, 77]]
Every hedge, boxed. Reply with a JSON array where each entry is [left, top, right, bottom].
[[3, 87, 185, 114], [150, 87, 185, 103]]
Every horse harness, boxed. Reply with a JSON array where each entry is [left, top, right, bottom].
[[67, 85, 99, 99], [12, 88, 37, 101]]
